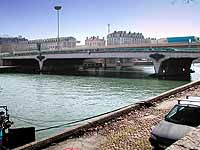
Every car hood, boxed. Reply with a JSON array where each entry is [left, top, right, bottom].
[[152, 120, 195, 140]]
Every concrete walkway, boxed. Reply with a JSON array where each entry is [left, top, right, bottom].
[[44, 84, 200, 150]]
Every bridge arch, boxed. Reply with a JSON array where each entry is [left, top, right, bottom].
[[41, 58, 84, 74]]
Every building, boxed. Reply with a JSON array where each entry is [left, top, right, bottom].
[[145, 38, 157, 44], [0, 36, 28, 53], [19, 37, 78, 51], [85, 36, 105, 47], [0, 36, 79, 52], [107, 31, 146, 46], [157, 38, 168, 44], [0, 36, 27, 45]]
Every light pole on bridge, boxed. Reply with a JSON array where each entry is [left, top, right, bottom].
[[54, 5, 62, 50]]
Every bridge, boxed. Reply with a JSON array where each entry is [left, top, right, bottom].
[[1, 43, 200, 78]]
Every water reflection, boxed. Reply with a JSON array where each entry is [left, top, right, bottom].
[[78, 65, 155, 79], [79, 65, 194, 81]]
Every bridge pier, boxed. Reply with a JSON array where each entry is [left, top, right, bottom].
[[152, 57, 196, 78], [36, 58, 46, 72]]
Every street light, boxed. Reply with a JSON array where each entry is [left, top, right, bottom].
[[54, 5, 62, 50]]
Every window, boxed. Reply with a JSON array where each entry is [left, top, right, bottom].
[[165, 105, 200, 127]]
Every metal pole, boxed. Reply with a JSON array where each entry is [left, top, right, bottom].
[[57, 10, 60, 50], [54, 6, 62, 50]]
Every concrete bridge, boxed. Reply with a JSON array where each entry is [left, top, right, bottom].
[[1, 43, 200, 78]]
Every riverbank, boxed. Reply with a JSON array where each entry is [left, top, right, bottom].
[[40, 82, 200, 150]]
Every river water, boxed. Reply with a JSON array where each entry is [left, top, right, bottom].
[[0, 64, 200, 139]]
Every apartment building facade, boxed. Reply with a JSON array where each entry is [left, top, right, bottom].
[[85, 36, 105, 47]]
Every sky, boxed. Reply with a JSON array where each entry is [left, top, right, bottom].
[[0, 0, 199, 44]]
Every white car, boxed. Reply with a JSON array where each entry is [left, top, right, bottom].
[[149, 97, 200, 149]]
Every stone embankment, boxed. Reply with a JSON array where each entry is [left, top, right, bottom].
[[17, 81, 200, 150]]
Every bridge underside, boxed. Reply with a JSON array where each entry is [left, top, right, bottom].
[[3, 58, 84, 74], [158, 58, 196, 79], [2, 56, 197, 80], [3, 59, 39, 73], [42, 59, 84, 74]]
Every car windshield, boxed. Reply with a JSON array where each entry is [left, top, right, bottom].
[[165, 105, 200, 127]]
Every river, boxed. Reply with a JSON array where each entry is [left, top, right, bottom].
[[0, 64, 200, 139]]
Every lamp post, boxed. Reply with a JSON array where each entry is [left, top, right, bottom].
[[54, 5, 62, 50]]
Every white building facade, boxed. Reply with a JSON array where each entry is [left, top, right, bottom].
[[0, 36, 28, 53], [85, 36, 105, 47], [107, 31, 146, 46], [0, 36, 79, 53], [17, 37, 78, 51]]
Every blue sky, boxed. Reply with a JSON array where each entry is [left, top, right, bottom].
[[0, 0, 199, 43]]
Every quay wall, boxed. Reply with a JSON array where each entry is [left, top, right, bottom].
[[16, 80, 200, 150]]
